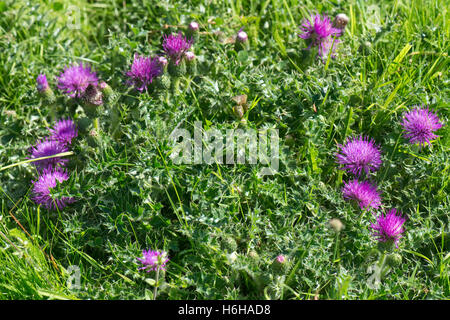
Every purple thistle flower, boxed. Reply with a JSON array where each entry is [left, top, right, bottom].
[[163, 32, 193, 65], [36, 73, 55, 103], [342, 179, 382, 211], [401, 106, 444, 148], [29, 139, 69, 171], [57, 63, 99, 98], [31, 168, 75, 210], [371, 209, 406, 248], [126, 54, 163, 92], [49, 118, 78, 146], [336, 136, 382, 176], [137, 249, 169, 272], [298, 13, 341, 57], [36, 74, 49, 92]]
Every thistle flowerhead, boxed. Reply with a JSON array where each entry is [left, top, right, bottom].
[[49, 118, 78, 146], [342, 179, 382, 211], [401, 106, 444, 148], [298, 13, 341, 57], [29, 138, 69, 171], [57, 63, 99, 98], [36, 74, 49, 92], [371, 209, 406, 248], [137, 249, 169, 272], [336, 136, 382, 176], [126, 54, 163, 92], [163, 32, 193, 65], [31, 168, 75, 211]]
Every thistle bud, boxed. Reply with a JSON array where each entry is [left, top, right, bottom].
[[272, 254, 288, 272], [36, 74, 56, 104], [168, 59, 186, 77], [185, 51, 195, 62], [222, 236, 238, 251], [184, 51, 197, 74], [334, 13, 350, 31], [188, 21, 199, 33], [158, 56, 168, 68], [83, 84, 103, 106], [248, 250, 259, 260], [276, 255, 286, 264], [99, 81, 108, 90], [237, 29, 248, 43], [235, 28, 249, 51], [329, 218, 344, 233], [99, 81, 115, 102], [186, 21, 200, 42], [82, 84, 103, 118], [386, 253, 402, 267], [155, 73, 171, 91], [86, 128, 100, 147], [155, 57, 169, 97]]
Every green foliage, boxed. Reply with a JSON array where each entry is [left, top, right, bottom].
[[0, 0, 448, 299]]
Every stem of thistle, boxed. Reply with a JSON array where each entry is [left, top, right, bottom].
[[378, 250, 388, 278], [333, 232, 340, 264], [93, 118, 100, 131], [50, 103, 57, 123], [153, 268, 160, 300], [173, 77, 181, 95], [164, 88, 171, 104]]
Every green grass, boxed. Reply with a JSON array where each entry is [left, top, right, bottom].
[[0, 0, 449, 299]]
